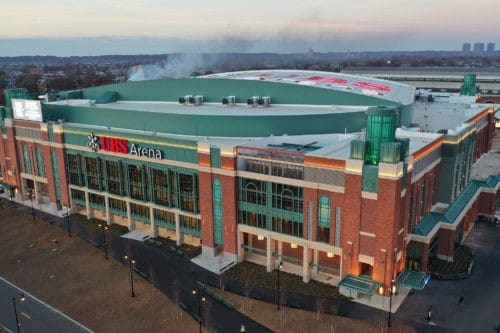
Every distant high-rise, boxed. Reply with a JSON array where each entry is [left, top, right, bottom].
[[473, 42, 485, 52], [486, 42, 495, 52], [462, 43, 471, 52]]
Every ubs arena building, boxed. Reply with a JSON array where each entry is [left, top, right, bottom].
[[1, 70, 497, 308]]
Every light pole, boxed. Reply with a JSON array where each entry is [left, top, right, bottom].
[[277, 261, 283, 310], [192, 288, 206, 333], [29, 191, 35, 222], [66, 206, 72, 237], [124, 254, 136, 297], [11, 293, 25, 333], [380, 280, 395, 327], [99, 223, 109, 259]]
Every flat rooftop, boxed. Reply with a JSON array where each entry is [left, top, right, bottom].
[[203, 70, 415, 105], [49, 99, 368, 116], [411, 100, 491, 133]]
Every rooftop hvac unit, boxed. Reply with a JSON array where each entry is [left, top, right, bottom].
[[247, 96, 259, 107], [258, 96, 271, 107], [222, 96, 236, 106], [189, 95, 203, 105], [179, 95, 192, 104]]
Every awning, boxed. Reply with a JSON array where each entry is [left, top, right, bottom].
[[395, 269, 431, 291], [338, 274, 382, 296]]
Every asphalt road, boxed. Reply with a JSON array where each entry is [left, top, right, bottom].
[[8, 200, 272, 333], [0, 276, 92, 333], [396, 220, 500, 333]]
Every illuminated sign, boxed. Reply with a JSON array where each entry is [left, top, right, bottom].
[[87, 133, 162, 160], [12, 99, 43, 122]]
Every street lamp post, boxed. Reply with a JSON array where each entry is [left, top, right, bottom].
[[11, 293, 25, 333], [388, 281, 394, 327], [29, 191, 35, 222], [192, 288, 206, 333], [66, 206, 72, 237], [99, 223, 109, 259], [124, 254, 136, 297], [378, 280, 395, 328], [277, 261, 283, 310]]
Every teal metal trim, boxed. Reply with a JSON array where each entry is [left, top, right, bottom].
[[395, 269, 431, 291], [51, 150, 61, 200], [310, 263, 340, 273], [338, 274, 382, 296]]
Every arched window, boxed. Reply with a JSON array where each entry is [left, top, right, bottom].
[[317, 196, 331, 228], [317, 196, 331, 244], [213, 179, 223, 244]]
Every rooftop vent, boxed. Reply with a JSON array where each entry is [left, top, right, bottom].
[[258, 96, 271, 107], [247, 96, 270, 107], [179, 95, 192, 104], [190, 95, 203, 105], [222, 96, 236, 106], [247, 96, 259, 107]]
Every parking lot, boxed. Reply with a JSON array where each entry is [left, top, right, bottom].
[[397, 219, 500, 332]]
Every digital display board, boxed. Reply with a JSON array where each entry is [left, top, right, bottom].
[[12, 99, 43, 122]]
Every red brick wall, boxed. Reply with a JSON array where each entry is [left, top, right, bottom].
[[437, 228, 455, 258], [359, 235, 375, 257], [220, 173, 238, 254], [479, 192, 496, 215], [282, 242, 303, 263], [198, 170, 214, 248], [341, 173, 362, 276], [303, 187, 318, 241], [5, 125, 21, 188], [220, 156, 235, 170], [373, 176, 404, 285], [360, 199, 377, 234], [317, 251, 340, 275], [198, 153, 210, 167]]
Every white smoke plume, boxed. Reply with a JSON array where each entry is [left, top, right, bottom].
[[128, 53, 213, 81]]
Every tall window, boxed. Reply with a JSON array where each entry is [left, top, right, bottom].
[[153, 168, 169, 206], [179, 173, 195, 212], [317, 196, 331, 243], [239, 178, 267, 205], [128, 164, 144, 200], [67, 154, 81, 186], [86, 157, 100, 190], [106, 160, 121, 195], [23, 144, 31, 174], [272, 183, 303, 213]]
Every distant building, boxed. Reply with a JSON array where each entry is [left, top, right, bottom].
[[486, 42, 495, 53], [473, 42, 485, 52], [462, 43, 471, 52]]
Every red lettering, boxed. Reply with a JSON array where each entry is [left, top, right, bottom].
[[101, 136, 109, 151], [117, 139, 128, 154], [99, 136, 128, 154]]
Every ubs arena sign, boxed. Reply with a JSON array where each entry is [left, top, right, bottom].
[[87, 133, 163, 160]]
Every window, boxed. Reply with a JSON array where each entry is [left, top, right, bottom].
[[180, 215, 201, 236], [239, 211, 267, 229], [272, 217, 303, 238], [131, 203, 149, 219], [106, 161, 121, 195], [272, 183, 303, 213], [128, 165, 144, 200], [317, 196, 331, 244], [152, 168, 169, 206], [239, 178, 267, 205], [86, 157, 100, 190], [67, 154, 82, 186]]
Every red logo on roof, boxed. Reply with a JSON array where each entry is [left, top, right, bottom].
[[306, 76, 348, 84], [353, 81, 391, 92]]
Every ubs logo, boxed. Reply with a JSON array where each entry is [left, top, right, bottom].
[[87, 133, 100, 152]]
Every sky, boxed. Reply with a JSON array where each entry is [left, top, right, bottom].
[[1, 0, 499, 56]]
